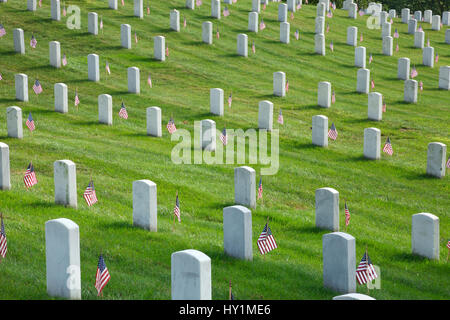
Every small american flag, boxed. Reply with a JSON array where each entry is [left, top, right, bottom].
[[371, 78, 375, 89], [106, 61, 111, 75], [74, 90, 80, 107], [135, 31, 138, 44], [263, 3, 267, 10], [167, 117, 176, 134], [390, 18, 393, 24], [174, 193, 181, 222], [257, 223, 277, 255], [360, 32, 363, 42], [356, 252, 378, 285], [62, 53, 67, 66], [359, 9, 365, 16], [30, 34, 37, 48], [344, 202, 350, 227], [297, 1, 302, 10], [147, 74, 152, 87], [257, 177, 263, 200], [290, 12, 294, 20], [100, 17, 103, 30], [418, 25, 423, 32], [183, 16, 187, 28], [147, 2, 150, 14], [223, 6, 230, 17], [447, 240, 450, 249], [305, 0, 308, 4], [369, 53, 373, 64], [26, 112, 35, 132], [0, 73, 2, 80], [83, 180, 98, 206], [285, 79, 289, 93], [332, 2, 336, 10], [327, 9, 332, 18], [196, 0, 202, 6], [382, 102, 386, 112], [252, 40, 255, 54], [121, 0, 124, 6], [411, 66, 418, 78], [446, 157, 450, 169], [119, 102, 128, 119], [216, 27, 220, 39], [328, 122, 338, 140], [427, 38, 430, 47], [326, 23, 330, 33], [396, 42, 399, 52], [220, 128, 227, 145], [383, 137, 393, 155], [331, 90, 336, 104], [63, 5, 67, 17], [260, 19, 266, 30], [0, 215, 7, 259], [33, 79, 42, 94], [0, 24, 6, 38], [166, 46, 169, 57], [294, 29, 299, 40], [24, 162, 37, 189], [435, 53, 439, 63], [39, 0, 42, 7], [95, 254, 110, 296], [330, 40, 334, 52], [394, 29, 399, 38], [277, 109, 283, 125], [419, 81, 423, 91], [228, 93, 232, 107]]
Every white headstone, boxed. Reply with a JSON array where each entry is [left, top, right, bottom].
[[109, 0, 118, 10], [439, 66, 450, 90], [412, 213, 439, 260], [234, 166, 256, 209], [364, 127, 381, 160], [223, 205, 253, 260], [87, 54, 99, 82], [357, 68, 370, 93], [0, 143, 11, 190], [315, 187, 339, 231], [54, 160, 77, 208], [6, 106, 23, 139], [211, 0, 220, 19], [446, 29, 450, 44], [186, 0, 195, 10], [121, 24, 131, 49], [388, 9, 396, 19], [15, 73, 28, 102], [248, 12, 258, 33], [88, 12, 98, 35], [54, 83, 68, 113], [98, 94, 113, 125], [252, 0, 260, 13], [398, 57, 410, 80], [381, 22, 391, 38], [200, 119, 216, 151], [333, 293, 375, 300], [280, 22, 290, 43], [13, 28, 25, 54], [315, 33, 325, 56], [45, 218, 81, 300], [27, 0, 36, 11], [424, 10, 432, 23], [51, 0, 60, 21], [128, 67, 140, 94], [278, 3, 287, 22], [404, 79, 418, 103], [382, 36, 393, 56], [273, 71, 286, 97], [423, 46, 434, 67], [401, 8, 410, 24], [154, 36, 165, 61], [170, 9, 180, 32], [347, 26, 357, 46], [210, 88, 224, 116], [380, 11, 388, 25], [355, 46, 366, 68], [323, 232, 356, 294], [312, 115, 328, 147], [414, 31, 425, 48], [426, 142, 446, 178], [315, 16, 325, 34], [133, 180, 157, 231], [414, 10, 422, 22], [171, 249, 211, 300], [134, 0, 143, 18], [348, 3, 357, 19], [258, 100, 273, 131], [317, 2, 325, 17], [237, 34, 248, 57], [49, 41, 61, 68], [287, 0, 296, 12], [443, 11, 450, 25], [368, 92, 382, 121], [202, 21, 213, 44], [408, 18, 417, 34], [318, 81, 331, 108], [319, 0, 330, 11], [432, 15, 440, 30], [147, 107, 162, 137]]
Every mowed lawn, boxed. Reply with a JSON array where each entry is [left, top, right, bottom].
[[0, 0, 448, 300]]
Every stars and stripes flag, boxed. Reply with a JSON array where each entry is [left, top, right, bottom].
[[332, 2, 336, 10], [446, 157, 450, 169], [290, 12, 294, 20], [331, 90, 336, 104], [106, 61, 111, 75], [0, 215, 7, 259], [427, 38, 430, 47], [74, 90, 80, 107], [147, 74, 152, 87], [63, 5, 67, 17], [33, 79, 42, 94], [277, 109, 284, 125], [228, 93, 232, 107], [327, 9, 333, 18], [24, 162, 37, 189], [447, 240, 450, 249], [263, 3, 266, 10], [371, 78, 375, 89], [223, 6, 230, 17], [344, 202, 350, 227], [257, 223, 277, 255], [121, 0, 125, 6], [297, 1, 302, 10], [119, 102, 128, 119], [305, 0, 308, 4], [356, 252, 378, 285], [0, 73, 2, 80], [26, 112, 35, 132], [196, 0, 202, 6], [294, 29, 299, 40], [183, 16, 187, 28], [369, 53, 373, 64], [383, 137, 393, 155], [330, 40, 334, 52], [95, 254, 110, 296], [328, 122, 338, 140], [0, 24, 6, 38], [257, 177, 263, 200], [100, 17, 103, 30], [359, 9, 365, 16], [418, 25, 423, 32], [220, 128, 227, 145], [135, 31, 138, 44], [252, 40, 255, 54], [326, 23, 330, 33], [39, 0, 42, 7], [83, 180, 98, 206], [393, 29, 399, 38], [216, 27, 220, 39], [174, 193, 181, 222], [396, 42, 399, 52], [419, 81, 423, 91], [285, 79, 289, 93], [382, 102, 386, 112], [260, 18, 266, 30], [390, 18, 393, 24], [411, 66, 418, 78], [147, 2, 150, 14], [167, 117, 176, 134], [360, 32, 363, 42], [435, 53, 439, 63], [62, 53, 67, 66], [30, 34, 37, 48], [166, 46, 169, 57]]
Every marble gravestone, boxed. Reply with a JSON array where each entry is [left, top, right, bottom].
[[133, 179, 157, 231], [223, 205, 253, 261], [315, 187, 339, 231], [234, 166, 256, 209], [54, 160, 77, 208]]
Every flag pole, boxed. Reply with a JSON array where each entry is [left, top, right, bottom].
[[344, 199, 347, 233], [228, 279, 232, 300], [0, 212, 3, 264], [264, 216, 269, 261], [366, 245, 369, 294]]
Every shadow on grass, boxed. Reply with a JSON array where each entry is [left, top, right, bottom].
[[0, 51, 18, 56], [70, 120, 99, 126], [0, 98, 18, 104]]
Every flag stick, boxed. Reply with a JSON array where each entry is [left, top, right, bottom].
[[366, 245, 369, 294], [263, 216, 269, 261], [447, 247, 449, 263], [228, 279, 232, 300]]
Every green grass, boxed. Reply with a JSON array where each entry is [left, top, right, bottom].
[[0, 0, 449, 300]]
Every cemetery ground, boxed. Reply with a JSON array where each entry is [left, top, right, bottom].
[[0, 1, 449, 300]]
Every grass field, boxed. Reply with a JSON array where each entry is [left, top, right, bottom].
[[0, 0, 449, 300]]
